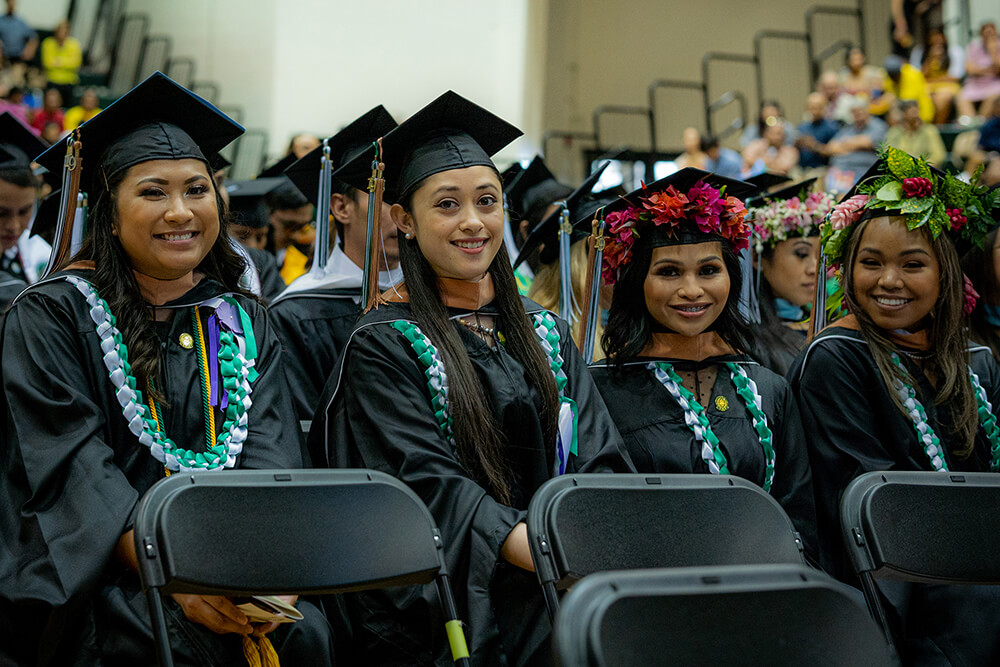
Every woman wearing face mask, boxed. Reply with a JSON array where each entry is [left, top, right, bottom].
[[588, 168, 817, 557], [748, 180, 836, 375], [309, 92, 631, 666], [0, 74, 331, 666], [790, 147, 1000, 665]]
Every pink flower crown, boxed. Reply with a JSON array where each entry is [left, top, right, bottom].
[[602, 181, 750, 285]]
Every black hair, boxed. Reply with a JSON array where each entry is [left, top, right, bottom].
[[920, 27, 951, 73], [700, 135, 720, 152], [68, 158, 248, 403], [601, 231, 753, 370], [962, 228, 1000, 359], [757, 99, 784, 136], [0, 166, 39, 189], [751, 265, 807, 376], [265, 181, 309, 213], [398, 173, 560, 504]]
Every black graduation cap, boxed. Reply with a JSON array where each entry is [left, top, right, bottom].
[[501, 162, 523, 188], [225, 178, 284, 229], [513, 160, 611, 268], [0, 111, 47, 169], [258, 153, 297, 179], [602, 167, 756, 247], [34, 72, 244, 196], [745, 170, 792, 193], [209, 152, 231, 173], [334, 90, 522, 203], [284, 105, 398, 204], [505, 156, 574, 223], [757, 177, 818, 203]]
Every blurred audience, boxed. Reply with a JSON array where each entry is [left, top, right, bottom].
[[0, 0, 37, 66], [63, 87, 101, 130], [890, 0, 942, 57], [871, 54, 934, 123], [978, 96, 1000, 153], [40, 20, 81, 106], [958, 22, 1000, 122], [700, 135, 742, 179], [676, 126, 707, 169], [886, 99, 946, 166], [817, 71, 847, 122], [796, 92, 841, 169], [29, 88, 63, 134], [912, 27, 964, 124], [739, 99, 798, 149], [840, 47, 884, 101], [743, 123, 798, 175], [0, 85, 30, 126], [288, 132, 321, 159], [827, 96, 888, 176]]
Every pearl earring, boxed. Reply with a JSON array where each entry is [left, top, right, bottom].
[[405, 232, 414, 239]]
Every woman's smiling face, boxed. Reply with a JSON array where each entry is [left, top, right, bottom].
[[644, 241, 730, 336], [851, 215, 940, 330], [114, 158, 219, 280], [391, 165, 503, 281]]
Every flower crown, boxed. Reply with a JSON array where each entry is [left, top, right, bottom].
[[602, 181, 750, 285], [820, 146, 1000, 268], [751, 190, 836, 254]]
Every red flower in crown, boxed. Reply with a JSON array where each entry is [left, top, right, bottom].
[[902, 177, 933, 198], [964, 274, 980, 315], [642, 186, 687, 229], [947, 207, 967, 231], [718, 196, 750, 250]]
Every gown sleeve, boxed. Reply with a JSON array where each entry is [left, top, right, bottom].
[[792, 339, 899, 577], [552, 316, 635, 474], [0, 290, 138, 656], [235, 300, 305, 469], [765, 374, 818, 562]]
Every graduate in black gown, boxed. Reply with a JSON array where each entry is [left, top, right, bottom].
[[0, 73, 333, 666], [588, 168, 817, 554], [789, 147, 1000, 664], [308, 91, 632, 666], [747, 179, 835, 375], [222, 177, 289, 302], [0, 113, 49, 287], [269, 106, 401, 435]]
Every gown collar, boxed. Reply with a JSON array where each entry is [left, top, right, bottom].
[[386, 273, 496, 310], [825, 313, 931, 352], [639, 331, 736, 362]]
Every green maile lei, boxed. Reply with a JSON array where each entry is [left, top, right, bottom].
[[66, 276, 257, 472], [889, 352, 1000, 472], [391, 311, 577, 476], [649, 361, 776, 492]]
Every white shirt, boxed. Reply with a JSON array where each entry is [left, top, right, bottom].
[[274, 244, 402, 301]]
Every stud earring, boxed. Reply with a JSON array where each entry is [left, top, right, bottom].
[[405, 232, 414, 239]]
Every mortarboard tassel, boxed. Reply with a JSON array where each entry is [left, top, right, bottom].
[[242, 633, 280, 667], [557, 203, 574, 325], [738, 244, 761, 325], [42, 130, 83, 279], [808, 251, 829, 341], [310, 139, 334, 275], [362, 138, 387, 312], [70, 192, 87, 257], [579, 208, 606, 363], [501, 191, 519, 268]]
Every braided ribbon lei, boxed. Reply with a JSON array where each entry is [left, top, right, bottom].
[[890, 353, 1000, 472], [67, 276, 256, 472], [649, 361, 776, 492], [392, 312, 575, 475]]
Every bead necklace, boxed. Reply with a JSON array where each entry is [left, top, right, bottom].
[[457, 316, 494, 338]]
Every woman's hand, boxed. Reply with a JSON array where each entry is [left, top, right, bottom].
[[252, 595, 300, 635], [501, 523, 535, 572], [170, 594, 254, 635]]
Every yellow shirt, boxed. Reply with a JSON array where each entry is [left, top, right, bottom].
[[63, 105, 101, 130], [280, 244, 309, 284], [871, 64, 935, 123], [40, 36, 82, 85]]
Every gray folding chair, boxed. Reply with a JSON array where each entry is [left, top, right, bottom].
[[134, 469, 470, 666], [527, 473, 805, 619]]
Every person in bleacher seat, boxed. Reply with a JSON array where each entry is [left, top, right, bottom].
[[0, 73, 333, 666], [790, 147, 1000, 664], [885, 99, 947, 167], [589, 168, 817, 558]]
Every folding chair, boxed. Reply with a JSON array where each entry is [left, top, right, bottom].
[[527, 473, 805, 619], [840, 470, 1000, 656], [553, 564, 895, 666], [134, 469, 470, 666]]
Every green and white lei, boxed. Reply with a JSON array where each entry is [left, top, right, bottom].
[[889, 352, 1000, 472], [67, 275, 257, 472], [392, 311, 577, 476], [649, 361, 776, 492]]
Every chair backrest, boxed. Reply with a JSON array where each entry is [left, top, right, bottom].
[[840, 471, 1000, 584], [527, 474, 804, 590], [134, 469, 444, 596], [554, 564, 895, 667]]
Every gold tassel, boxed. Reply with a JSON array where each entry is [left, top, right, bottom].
[[242, 634, 280, 667], [364, 138, 388, 313]]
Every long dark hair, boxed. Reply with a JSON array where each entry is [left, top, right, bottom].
[[68, 158, 247, 401], [961, 228, 1000, 359], [751, 248, 808, 375], [398, 178, 560, 504], [602, 233, 753, 370], [843, 217, 978, 457]]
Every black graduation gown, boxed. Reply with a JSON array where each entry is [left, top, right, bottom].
[[308, 297, 633, 666], [0, 268, 26, 311], [246, 245, 286, 302], [789, 326, 1000, 664], [591, 356, 817, 558], [0, 270, 332, 666], [269, 287, 359, 440]]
